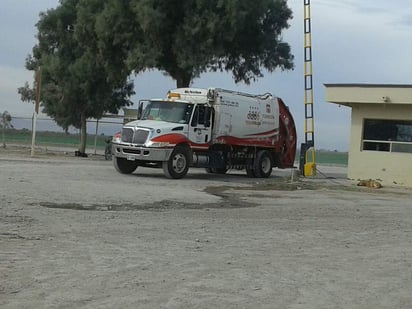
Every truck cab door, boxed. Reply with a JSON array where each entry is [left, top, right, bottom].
[[188, 105, 212, 145]]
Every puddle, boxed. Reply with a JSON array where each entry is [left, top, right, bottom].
[[36, 179, 362, 212]]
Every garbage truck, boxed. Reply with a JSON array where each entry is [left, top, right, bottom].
[[111, 88, 297, 179]]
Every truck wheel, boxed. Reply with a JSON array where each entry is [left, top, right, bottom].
[[163, 146, 189, 179], [254, 150, 273, 178], [113, 157, 138, 174]]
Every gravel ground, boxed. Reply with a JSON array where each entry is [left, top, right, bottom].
[[1, 147, 411, 309]]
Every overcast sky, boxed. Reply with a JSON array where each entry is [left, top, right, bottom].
[[1, 0, 411, 151]]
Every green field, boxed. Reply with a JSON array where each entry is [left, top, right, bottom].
[[2, 129, 109, 149], [303, 151, 348, 166]]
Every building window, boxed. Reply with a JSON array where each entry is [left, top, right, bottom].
[[362, 119, 412, 153]]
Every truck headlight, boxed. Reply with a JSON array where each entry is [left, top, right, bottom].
[[147, 141, 170, 148], [112, 132, 122, 143]]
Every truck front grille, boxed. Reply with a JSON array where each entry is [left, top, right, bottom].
[[121, 128, 134, 143], [133, 129, 149, 144], [121, 128, 150, 145]]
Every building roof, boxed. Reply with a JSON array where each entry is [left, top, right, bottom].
[[324, 83, 412, 107], [324, 83, 412, 88]]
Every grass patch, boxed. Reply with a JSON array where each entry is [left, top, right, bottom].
[[2, 129, 109, 149], [296, 150, 348, 166]]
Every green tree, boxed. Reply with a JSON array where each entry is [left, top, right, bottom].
[[17, 81, 36, 105], [0, 111, 12, 148], [22, 0, 134, 154], [22, 0, 292, 153], [123, 0, 293, 87]]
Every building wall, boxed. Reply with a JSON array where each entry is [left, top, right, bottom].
[[348, 104, 412, 186], [326, 85, 412, 105]]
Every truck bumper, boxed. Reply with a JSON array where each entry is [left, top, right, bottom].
[[112, 143, 173, 162]]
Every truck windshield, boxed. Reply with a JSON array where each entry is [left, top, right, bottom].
[[141, 101, 193, 124]]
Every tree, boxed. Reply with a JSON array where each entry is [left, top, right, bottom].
[[21, 0, 134, 154], [21, 0, 293, 153], [0, 111, 12, 148], [17, 81, 36, 105], [123, 0, 294, 87]]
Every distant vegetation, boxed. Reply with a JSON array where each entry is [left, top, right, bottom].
[[3, 128, 348, 165], [295, 149, 348, 166], [2, 129, 109, 150], [310, 151, 348, 166], [1, 111, 13, 148]]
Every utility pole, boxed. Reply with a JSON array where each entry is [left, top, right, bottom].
[[300, 0, 316, 176], [31, 67, 41, 157]]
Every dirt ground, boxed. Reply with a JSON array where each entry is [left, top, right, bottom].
[[1, 147, 411, 308]]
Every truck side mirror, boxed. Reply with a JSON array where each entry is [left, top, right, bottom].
[[138, 102, 144, 119]]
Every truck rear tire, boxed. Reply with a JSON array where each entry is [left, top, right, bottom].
[[163, 146, 189, 179], [254, 150, 273, 178], [113, 157, 139, 174]]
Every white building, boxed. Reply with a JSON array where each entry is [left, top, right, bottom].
[[325, 84, 412, 186]]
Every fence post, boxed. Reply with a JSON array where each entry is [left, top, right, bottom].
[[94, 119, 99, 155], [31, 112, 37, 156]]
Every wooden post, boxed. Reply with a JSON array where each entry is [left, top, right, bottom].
[[31, 67, 41, 157]]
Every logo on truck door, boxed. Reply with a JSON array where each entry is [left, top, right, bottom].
[[246, 106, 261, 125]]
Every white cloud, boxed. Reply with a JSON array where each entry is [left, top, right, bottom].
[[0, 0, 59, 67], [315, 107, 351, 151], [0, 1, 59, 117], [0, 66, 35, 116], [312, 0, 412, 84]]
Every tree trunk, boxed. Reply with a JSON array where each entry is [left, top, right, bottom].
[[176, 72, 192, 88], [1, 126, 5, 148], [79, 111, 87, 154]]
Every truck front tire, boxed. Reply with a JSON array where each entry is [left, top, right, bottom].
[[163, 146, 189, 179], [113, 157, 139, 174], [254, 150, 273, 178]]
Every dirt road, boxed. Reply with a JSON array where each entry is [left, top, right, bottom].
[[1, 150, 411, 308]]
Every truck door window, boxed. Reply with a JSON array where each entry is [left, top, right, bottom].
[[192, 106, 213, 127], [191, 105, 206, 127], [204, 106, 212, 127]]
